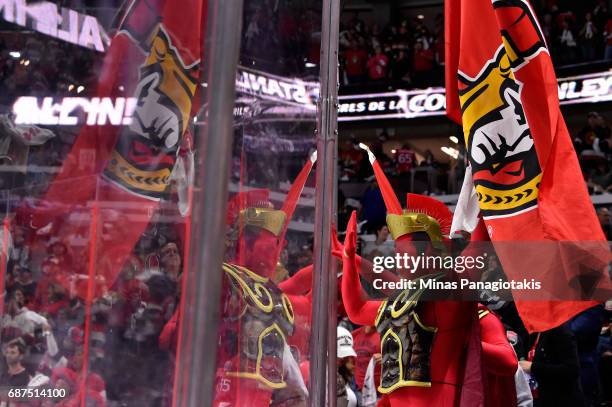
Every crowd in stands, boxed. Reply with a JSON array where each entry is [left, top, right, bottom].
[[337, 110, 612, 236], [0, 217, 183, 405], [339, 12, 444, 88], [0, 2, 610, 406], [339, 0, 612, 89]]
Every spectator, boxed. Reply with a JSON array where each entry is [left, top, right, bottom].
[[589, 162, 612, 193], [1, 288, 50, 344], [598, 301, 612, 404], [605, 17, 612, 60], [9, 225, 29, 271], [159, 242, 181, 281], [0, 338, 30, 387], [596, 207, 610, 240], [360, 181, 387, 233], [412, 39, 435, 87], [366, 45, 389, 82], [520, 323, 585, 407], [569, 305, 606, 407], [389, 49, 410, 83], [336, 326, 358, 407], [351, 325, 380, 393], [344, 41, 368, 84], [11, 265, 36, 304], [361, 224, 394, 261], [579, 13, 598, 61], [577, 112, 611, 154], [421, 149, 438, 168], [558, 19, 578, 64], [394, 144, 417, 175], [339, 139, 363, 181]]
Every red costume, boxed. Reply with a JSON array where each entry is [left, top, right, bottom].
[[340, 146, 484, 407], [478, 304, 519, 407], [212, 153, 316, 407]]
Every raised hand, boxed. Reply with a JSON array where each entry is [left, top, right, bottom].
[[344, 211, 358, 259]]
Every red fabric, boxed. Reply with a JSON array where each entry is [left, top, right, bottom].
[[352, 326, 380, 389], [445, 0, 611, 332], [342, 212, 477, 407], [478, 305, 518, 407], [299, 361, 310, 388], [30, 0, 206, 300], [371, 160, 403, 215], [212, 368, 273, 407], [345, 49, 368, 76], [286, 292, 312, 359], [367, 53, 389, 80], [278, 265, 313, 295]]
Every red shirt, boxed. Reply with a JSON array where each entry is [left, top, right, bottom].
[[367, 53, 389, 80], [345, 49, 368, 76], [352, 326, 381, 389], [413, 48, 434, 72], [395, 148, 416, 173], [479, 304, 519, 407]]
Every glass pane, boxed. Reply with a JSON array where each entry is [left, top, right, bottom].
[[0, 1, 208, 405], [210, 1, 323, 405]]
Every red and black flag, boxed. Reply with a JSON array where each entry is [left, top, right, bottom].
[[446, 0, 611, 332], [27, 0, 207, 297]]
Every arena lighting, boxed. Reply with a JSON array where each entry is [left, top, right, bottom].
[[441, 146, 459, 159], [68, 84, 74, 92], [391, 149, 397, 154], [450, 136, 459, 143], [0, 0, 110, 52], [305, 62, 317, 68], [77, 85, 85, 93], [9, 51, 20, 58]]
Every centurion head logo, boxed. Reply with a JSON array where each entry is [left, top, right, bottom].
[[105, 25, 198, 200], [459, 0, 547, 218]]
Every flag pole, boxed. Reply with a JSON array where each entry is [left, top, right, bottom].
[[309, 0, 340, 404], [80, 178, 99, 407], [174, 0, 243, 405]]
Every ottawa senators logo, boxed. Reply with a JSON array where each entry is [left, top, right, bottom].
[[104, 25, 198, 200], [459, 0, 547, 218]]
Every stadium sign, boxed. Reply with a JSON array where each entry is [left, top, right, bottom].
[[13, 96, 136, 126], [11, 71, 612, 126], [338, 70, 612, 121], [0, 0, 109, 52]]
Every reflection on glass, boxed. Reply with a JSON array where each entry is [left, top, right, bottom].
[[211, 1, 322, 405]]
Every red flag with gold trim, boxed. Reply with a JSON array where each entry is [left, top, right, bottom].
[[29, 0, 207, 297], [446, 0, 611, 332]]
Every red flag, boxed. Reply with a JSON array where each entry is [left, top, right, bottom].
[[31, 0, 207, 298], [446, 0, 611, 332]]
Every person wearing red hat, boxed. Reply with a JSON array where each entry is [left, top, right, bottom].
[[212, 153, 316, 407], [337, 145, 489, 407]]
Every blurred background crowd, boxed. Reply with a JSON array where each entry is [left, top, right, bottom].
[[0, 0, 609, 405]]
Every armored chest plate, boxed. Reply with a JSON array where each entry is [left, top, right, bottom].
[[375, 276, 439, 393]]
